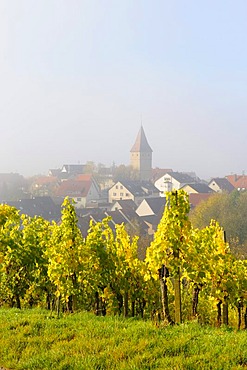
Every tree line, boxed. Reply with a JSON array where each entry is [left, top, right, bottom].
[[1, 191, 247, 329]]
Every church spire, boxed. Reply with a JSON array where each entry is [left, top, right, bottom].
[[130, 126, 153, 181], [130, 126, 153, 153]]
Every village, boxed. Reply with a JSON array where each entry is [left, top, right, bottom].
[[0, 127, 244, 242]]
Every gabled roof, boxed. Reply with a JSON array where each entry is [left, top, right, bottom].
[[136, 197, 166, 218], [105, 211, 129, 225], [77, 209, 148, 237], [75, 174, 100, 192], [130, 126, 153, 153], [55, 180, 92, 197], [142, 197, 166, 214], [189, 193, 213, 209], [209, 178, 235, 192], [117, 181, 157, 196], [5, 196, 61, 221], [168, 172, 197, 184], [151, 168, 173, 182], [226, 175, 247, 190], [48, 169, 62, 177], [141, 214, 161, 227], [183, 183, 213, 194], [111, 199, 137, 211], [33, 176, 58, 185], [61, 164, 86, 174], [75, 174, 93, 181]]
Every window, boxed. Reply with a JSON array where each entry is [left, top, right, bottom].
[[120, 185, 123, 189], [113, 192, 117, 196], [120, 193, 124, 196], [126, 193, 129, 196], [116, 185, 118, 189]]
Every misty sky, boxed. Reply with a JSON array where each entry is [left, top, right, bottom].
[[1, 1, 247, 180]]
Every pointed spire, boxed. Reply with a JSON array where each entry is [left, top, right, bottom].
[[130, 126, 153, 153]]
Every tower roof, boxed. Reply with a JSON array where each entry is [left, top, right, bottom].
[[130, 126, 153, 153]]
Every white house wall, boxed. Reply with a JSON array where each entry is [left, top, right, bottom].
[[74, 197, 87, 208], [136, 200, 154, 216], [154, 174, 180, 196], [108, 182, 134, 203], [208, 182, 221, 193]]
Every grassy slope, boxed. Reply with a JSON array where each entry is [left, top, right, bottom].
[[0, 309, 247, 370]]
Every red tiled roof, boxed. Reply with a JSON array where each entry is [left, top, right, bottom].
[[34, 176, 58, 185], [55, 180, 91, 197], [189, 193, 213, 208], [226, 175, 247, 189], [75, 174, 93, 182]]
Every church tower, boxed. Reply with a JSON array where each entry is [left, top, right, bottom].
[[130, 126, 153, 181]]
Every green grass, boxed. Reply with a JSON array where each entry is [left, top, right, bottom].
[[0, 309, 247, 369]]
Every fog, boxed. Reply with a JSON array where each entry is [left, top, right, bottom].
[[1, 1, 247, 180]]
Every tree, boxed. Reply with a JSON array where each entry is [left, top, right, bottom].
[[21, 215, 52, 308], [108, 223, 145, 317], [85, 161, 96, 174], [0, 204, 23, 307], [0, 206, 47, 309], [146, 190, 191, 324], [46, 197, 84, 313], [190, 190, 247, 255], [184, 221, 231, 325], [113, 164, 139, 182], [84, 217, 114, 315]]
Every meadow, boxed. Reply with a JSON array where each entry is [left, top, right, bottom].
[[0, 308, 247, 370]]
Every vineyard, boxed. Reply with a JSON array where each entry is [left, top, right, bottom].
[[0, 190, 247, 329]]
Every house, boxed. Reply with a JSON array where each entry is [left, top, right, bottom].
[[154, 172, 197, 196], [110, 199, 144, 229], [108, 180, 159, 204], [55, 176, 100, 208], [61, 164, 86, 175], [48, 164, 87, 181], [151, 168, 173, 183], [208, 178, 235, 193], [134, 197, 166, 235], [189, 193, 213, 210], [110, 199, 137, 212], [6, 196, 61, 221], [48, 169, 62, 177], [181, 183, 213, 194], [135, 197, 166, 217], [225, 174, 247, 191], [76, 208, 148, 238]]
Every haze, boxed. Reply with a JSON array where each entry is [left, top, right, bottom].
[[1, 1, 247, 180]]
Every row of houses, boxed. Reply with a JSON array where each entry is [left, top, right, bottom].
[[3, 170, 238, 240], [31, 168, 235, 208]]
